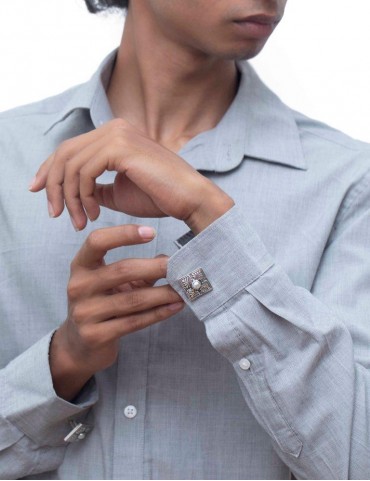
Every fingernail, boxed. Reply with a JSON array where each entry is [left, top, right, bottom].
[[71, 218, 80, 232], [138, 226, 156, 240], [48, 201, 55, 218], [28, 176, 36, 190], [168, 302, 184, 311], [155, 254, 168, 260]]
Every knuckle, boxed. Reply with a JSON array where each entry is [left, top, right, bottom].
[[111, 117, 128, 131], [86, 230, 103, 251], [127, 290, 144, 310], [109, 294, 123, 313], [69, 256, 83, 272], [78, 325, 100, 349], [113, 136, 129, 154], [80, 163, 92, 177], [70, 304, 87, 324], [157, 257, 169, 277], [67, 278, 84, 300], [36, 160, 47, 175], [112, 261, 130, 280], [45, 178, 57, 192], [70, 258, 79, 274], [45, 176, 62, 191], [66, 200, 82, 215], [124, 224, 140, 238], [64, 161, 77, 178], [56, 139, 73, 160], [166, 285, 181, 302], [82, 197, 98, 213], [126, 315, 144, 333], [152, 307, 165, 324]]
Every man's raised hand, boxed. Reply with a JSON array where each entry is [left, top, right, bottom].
[[29, 118, 234, 233]]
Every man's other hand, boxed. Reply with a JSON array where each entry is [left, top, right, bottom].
[[49, 224, 184, 401]]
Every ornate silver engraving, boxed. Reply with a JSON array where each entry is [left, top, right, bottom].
[[179, 268, 213, 301]]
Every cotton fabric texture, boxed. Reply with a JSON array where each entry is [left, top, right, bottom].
[[0, 48, 370, 479]]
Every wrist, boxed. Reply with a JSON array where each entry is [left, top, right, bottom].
[[185, 190, 235, 235], [49, 328, 94, 401]]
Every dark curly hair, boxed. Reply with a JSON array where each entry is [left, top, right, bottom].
[[84, 0, 128, 13]]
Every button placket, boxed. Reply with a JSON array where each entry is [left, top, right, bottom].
[[112, 217, 159, 480]]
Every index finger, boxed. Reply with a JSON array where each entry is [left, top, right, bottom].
[[73, 224, 156, 269], [29, 121, 115, 193]]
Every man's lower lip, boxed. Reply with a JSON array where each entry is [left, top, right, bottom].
[[233, 21, 274, 39]]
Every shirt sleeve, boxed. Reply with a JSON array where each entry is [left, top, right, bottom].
[[166, 168, 370, 480], [0, 329, 99, 479]]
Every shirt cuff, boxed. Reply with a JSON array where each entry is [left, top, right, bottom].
[[0, 329, 99, 447], [167, 204, 274, 320]]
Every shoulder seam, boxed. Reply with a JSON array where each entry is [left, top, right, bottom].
[[340, 164, 370, 217], [298, 126, 365, 152], [324, 164, 370, 248]]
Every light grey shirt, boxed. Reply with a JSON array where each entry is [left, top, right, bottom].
[[1, 48, 370, 480]]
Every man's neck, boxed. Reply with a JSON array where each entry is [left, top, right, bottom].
[[107, 5, 238, 153]]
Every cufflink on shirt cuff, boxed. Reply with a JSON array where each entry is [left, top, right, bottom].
[[179, 268, 213, 301], [64, 420, 92, 443]]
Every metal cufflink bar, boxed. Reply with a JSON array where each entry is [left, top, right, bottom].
[[179, 267, 213, 301], [64, 420, 92, 443]]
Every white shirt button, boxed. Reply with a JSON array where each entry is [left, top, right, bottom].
[[239, 358, 251, 370], [124, 405, 137, 419]]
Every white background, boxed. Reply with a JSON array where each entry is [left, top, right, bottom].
[[1, 0, 370, 143]]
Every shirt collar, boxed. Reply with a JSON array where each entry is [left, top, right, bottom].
[[43, 49, 116, 135], [178, 59, 307, 171], [44, 48, 307, 171]]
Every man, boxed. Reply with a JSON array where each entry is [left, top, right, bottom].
[[1, 0, 369, 478]]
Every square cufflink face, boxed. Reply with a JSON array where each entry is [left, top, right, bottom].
[[179, 267, 213, 301]]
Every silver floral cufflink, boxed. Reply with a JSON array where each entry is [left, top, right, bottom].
[[179, 268, 213, 301]]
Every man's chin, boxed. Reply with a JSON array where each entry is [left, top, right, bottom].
[[217, 40, 268, 61]]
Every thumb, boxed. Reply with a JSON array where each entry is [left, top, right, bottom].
[[94, 183, 119, 211]]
